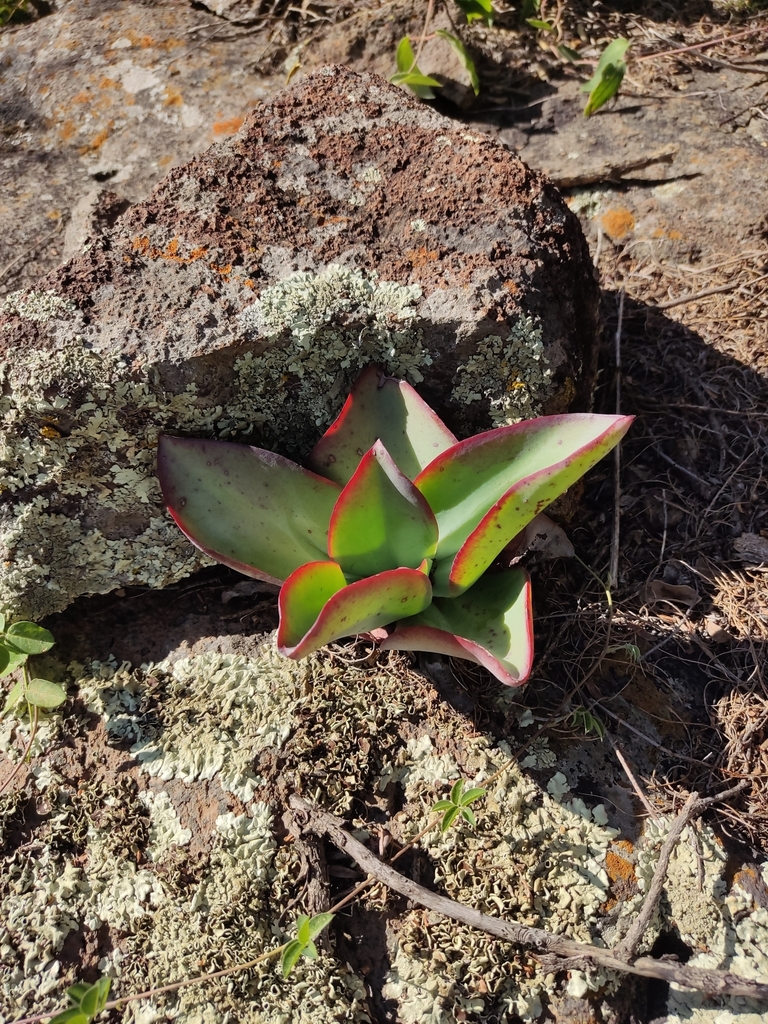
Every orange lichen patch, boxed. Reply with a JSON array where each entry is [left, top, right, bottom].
[[45, 210, 61, 220], [600, 207, 635, 240], [158, 155, 175, 168], [244, 279, 256, 289], [164, 87, 183, 107], [212, 116, 245, 136], [407, 246, 439, 269], [99, 77, 119, 90], [59, 120, 77, 143], [79, 121, 114, 154], [605, 852, 636, 883], [210, 263, 233, 277], [72, 90, 92, 104], [503, 280, 519, 295], [651, 226, 683, 240], [39, 426, 62, 440], [131, 236, 209, 265]]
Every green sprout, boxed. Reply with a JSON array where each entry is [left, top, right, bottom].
[[581, 38, 631, 116], [0, 615, 63, 796], [391, 36, 443, 99], [49, 978, 111, 1024], [432, 778, 486, 832], [567, 706, 606, 740], [455, 0, 494, 26], [280, 913, 335, 978]]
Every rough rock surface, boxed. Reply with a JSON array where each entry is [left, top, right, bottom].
[[0, 64, 598, 621], [0, 0, 283, 292]]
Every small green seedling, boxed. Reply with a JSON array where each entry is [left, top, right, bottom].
[[49, 978, 111, 1024], [607, 642, 641, 664], [567, 706, 606, 740], [455, 0, 494, 26], [432, 778, 486, 832], [581, 38, 631, 116], [391, 37, 442, 99], [280, 913, 335, 978], [1, 615, 63, 717], [0, 615, 63, 796]]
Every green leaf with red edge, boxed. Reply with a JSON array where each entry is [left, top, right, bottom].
[[278, 561, 432, 659], [416, 414, 633, 596], [157, 436, 340, 585], [306, 365, 457, 485], [380, 568, 533, 686], [328, 441, 438, 577]]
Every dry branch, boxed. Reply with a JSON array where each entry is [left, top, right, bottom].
[[290, 791, 768, 1001]]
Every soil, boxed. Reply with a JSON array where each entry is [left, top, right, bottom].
[[2, 2, 768, 1023]]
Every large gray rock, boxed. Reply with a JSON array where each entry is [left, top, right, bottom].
[[0, 65, 598, 620]]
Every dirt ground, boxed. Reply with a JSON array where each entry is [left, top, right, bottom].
[[2, 1, 768, 1022]]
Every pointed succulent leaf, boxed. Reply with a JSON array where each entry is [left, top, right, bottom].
[[4, 621, 54, 655], [417, 414, 633, 595], [158, 436, 340, 585], [307, 365, 457, 485], [78, 979, 111, 1019], [328, 441, 438, 577], [278, 562, 432, 660], [66, 984, 91, 1005], [435, 30, 480, 95], [381, 568, 533, 686]]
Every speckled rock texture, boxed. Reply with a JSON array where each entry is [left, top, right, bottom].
[[0, 64, 598, 621]]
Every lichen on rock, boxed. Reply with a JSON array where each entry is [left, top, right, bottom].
[[1, 289, 75, 325], [236, 263, 430, 435], [451, 316, 554, 426]]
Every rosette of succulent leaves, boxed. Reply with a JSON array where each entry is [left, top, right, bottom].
[[158, 367, 631, 685]]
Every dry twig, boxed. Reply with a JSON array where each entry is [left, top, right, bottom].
[[290, 790, 767, 1000]]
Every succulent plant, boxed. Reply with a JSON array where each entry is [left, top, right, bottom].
[[158, 367, 632, 686]]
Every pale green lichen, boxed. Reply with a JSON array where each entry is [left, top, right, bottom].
[[1, 649, 375, 1024], [0, 263, 435, 619], [452, 317, 553, 425], [1, 289, 75, 325], [140, 790, 192, 862], [236, 263, 430, 433], [81, 647, 302, 802], [379, 735, 618, 1022]]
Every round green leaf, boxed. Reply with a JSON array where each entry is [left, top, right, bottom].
[[4, 621, 55, 655], [26, 678, 67, 709]]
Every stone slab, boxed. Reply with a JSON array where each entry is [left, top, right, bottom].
[[0, 65, 598, 620]]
